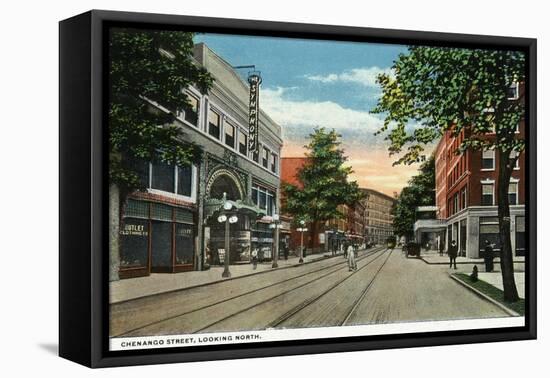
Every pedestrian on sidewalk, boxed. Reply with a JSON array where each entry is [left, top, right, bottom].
[[484, 240, 494, 272], [439, 239, 444, 256], [283, 243, 289, 260], [449, 240, 458, 269], [251, 248, 258, 270], [347, 243, 357, 272]]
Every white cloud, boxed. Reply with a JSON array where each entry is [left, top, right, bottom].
[[305, 66, 393, 88], [261, 87, 384, 135]]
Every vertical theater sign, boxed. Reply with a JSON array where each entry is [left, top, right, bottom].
[[248, 73, 262, 152]]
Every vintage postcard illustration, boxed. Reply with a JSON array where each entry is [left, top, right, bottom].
[[107, 28, 527, 351]]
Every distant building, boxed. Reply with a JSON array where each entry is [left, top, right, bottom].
[[433, 82, 526, 258], [280, 157, 366, 253], [361, 188, 396, 245]]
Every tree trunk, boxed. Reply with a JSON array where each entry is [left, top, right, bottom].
[[109, 183, 121, 281], [496, 150, 519, 302]]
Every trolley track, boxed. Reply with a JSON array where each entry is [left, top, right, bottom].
[[340, 248, 394, 326], [116, 246, 386, 337], [269, 248, 394, 329], [195, 248, 392, 334]]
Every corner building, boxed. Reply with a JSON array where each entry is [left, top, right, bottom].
[[434, 83, 526, 258]]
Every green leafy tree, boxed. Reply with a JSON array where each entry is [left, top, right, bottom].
[[392, 157, 435, 239], [372, 46, 525, 302], [282, 128, 363, 249], [109, 28, 213, 198]]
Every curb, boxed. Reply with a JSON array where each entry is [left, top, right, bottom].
[[448, 274, 520, 317], [420, 257, 524, 265], [110, 248, 376, 305]]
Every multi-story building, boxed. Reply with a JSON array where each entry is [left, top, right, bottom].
[[361, 188, 396, 245], [115, 43, 283, 279], [434, 83, 526, 258], [347, 202, 366, 245]]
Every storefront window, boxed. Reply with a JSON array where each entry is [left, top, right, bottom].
[[479, 217, 501, 255], [120, 217, 149, 269], [175, 223, 194, 265]]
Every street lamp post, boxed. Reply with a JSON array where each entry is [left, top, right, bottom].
[[218, 192, 238, 278], [269, 214, 282, 268], [297, 219, 308, 264]]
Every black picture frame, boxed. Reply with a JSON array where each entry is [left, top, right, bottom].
[[59, 9, 537, 368]]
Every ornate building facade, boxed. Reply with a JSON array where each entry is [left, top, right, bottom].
[[116, 43, 283, 279]]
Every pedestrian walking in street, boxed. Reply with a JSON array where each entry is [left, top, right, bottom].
[[343, 241, 348, 259], [251, 248, 258, 270], [484, 240, 494, 272], [347, 243, 357, 271], [449, 240, 458, 269]]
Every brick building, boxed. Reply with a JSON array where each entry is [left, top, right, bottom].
[[434, 83, 526, 258], [280, 157, 366, 253]]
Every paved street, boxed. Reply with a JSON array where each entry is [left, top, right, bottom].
[[110, 247, 511, 338]]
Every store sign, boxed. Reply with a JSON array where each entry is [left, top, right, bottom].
[[248, 73, 262, 152], [120, 223, 148, 237]]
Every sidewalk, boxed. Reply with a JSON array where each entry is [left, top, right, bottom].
[[110, 250, 345, 304], [419, 249, 525, 267]]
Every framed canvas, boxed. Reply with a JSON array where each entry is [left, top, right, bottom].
[[59, 10, 537, 368]]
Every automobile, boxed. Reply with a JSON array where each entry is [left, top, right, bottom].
[[404, 242, 421, 257]]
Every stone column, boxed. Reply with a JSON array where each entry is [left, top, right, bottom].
[[196, 154, 208, 271], [109, 183, 120, 282]]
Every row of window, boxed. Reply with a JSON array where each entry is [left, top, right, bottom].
[[448, 155, 467, 188], [251, 184, 276, 216], [134, 160, 195, 200], [481, 149, 520, 171], [447, 181, 519, 217], [481, 181, 519, 206], [448, 186, 468, 216], [177, 91, 279, 175]]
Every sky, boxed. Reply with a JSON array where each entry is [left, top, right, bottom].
[[194, 33, 423, 196]]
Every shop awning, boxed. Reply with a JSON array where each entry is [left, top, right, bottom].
[[205, 198, 266, 221]]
